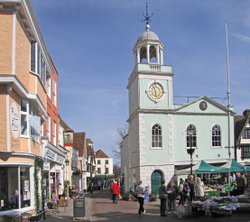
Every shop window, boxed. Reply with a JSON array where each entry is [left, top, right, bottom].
[[20, 167, 31, 208], [0, 166, 30, 211]]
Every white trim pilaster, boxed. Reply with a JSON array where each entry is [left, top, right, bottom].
[[6, 87, 11, 152], [12, 12, 16, 75]]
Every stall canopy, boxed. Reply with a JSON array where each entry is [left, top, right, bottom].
[[176, 160, 227, 175], [219, 159, 250, 173]]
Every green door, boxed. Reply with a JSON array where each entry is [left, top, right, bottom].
[[151, 170, 162, 195]]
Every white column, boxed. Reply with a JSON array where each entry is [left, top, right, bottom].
[[160, 49, 164, 65], [156, 46, 160, 64], [147, 44, 150, 63], [137, 48, 140, 64]]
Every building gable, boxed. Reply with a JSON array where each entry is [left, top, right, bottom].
[[175, 96, 230, 115]]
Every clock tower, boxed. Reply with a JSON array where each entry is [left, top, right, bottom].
[[126, 7, 175, 192], [128, 21, 174, 117]]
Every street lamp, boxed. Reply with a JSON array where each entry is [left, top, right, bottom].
[[187, 125, 196, 175]]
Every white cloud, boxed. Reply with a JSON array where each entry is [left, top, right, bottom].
[[231, 32, 250, 43]]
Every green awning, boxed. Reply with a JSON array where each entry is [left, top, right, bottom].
[[219, 159, 250, 173]]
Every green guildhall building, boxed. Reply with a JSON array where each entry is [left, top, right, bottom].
[[120, 21, 234, 195]]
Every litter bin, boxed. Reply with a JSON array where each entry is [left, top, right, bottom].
[[73, 198, 85, 220]]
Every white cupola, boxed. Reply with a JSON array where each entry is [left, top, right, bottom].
[[133, 22, 164, 65]]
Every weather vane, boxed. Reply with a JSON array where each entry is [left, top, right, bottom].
[[142, 2, 153, 31]]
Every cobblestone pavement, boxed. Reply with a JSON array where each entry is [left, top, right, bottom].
[[45, 190, 250, 222]]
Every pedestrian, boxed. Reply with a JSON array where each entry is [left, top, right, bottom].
[[111, 178, 120, 204], [167, 180, 178, 214], [182, 179, 190, 203], [194, 177, 205, 200], [236, 172, 245, 195], [178, 178, 184, 205], [144, 186, 149, 203], [188, 175, 195, 202], [241, 173, 248, 189], [136, 180, 146, 215], [159, 180, 168, 217]]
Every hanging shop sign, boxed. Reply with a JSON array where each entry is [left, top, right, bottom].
[[63, 130, 74, 147]]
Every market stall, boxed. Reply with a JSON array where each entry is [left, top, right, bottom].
[[176, 160, 227, 175], [176, 159, 250, 218]]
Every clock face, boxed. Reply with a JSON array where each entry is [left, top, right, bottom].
[[148, 82, 164, 101], [199, 101, 207, 111]]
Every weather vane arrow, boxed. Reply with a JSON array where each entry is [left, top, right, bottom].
[[142, 2, 153, 31]]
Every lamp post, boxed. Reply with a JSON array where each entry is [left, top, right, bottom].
[[187, 126, 196, 175]]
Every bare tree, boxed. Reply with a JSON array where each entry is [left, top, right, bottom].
[[113, 164, 121, 178], [112, 126, 128, 165]]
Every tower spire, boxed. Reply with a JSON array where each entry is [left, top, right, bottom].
[[142, 2, 153, 31]]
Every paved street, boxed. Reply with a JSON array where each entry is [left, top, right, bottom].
[[44, 190, 250, 222]]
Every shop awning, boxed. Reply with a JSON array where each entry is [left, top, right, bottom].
[[219, 159, 250, 173], [176, 160, 227, 175]]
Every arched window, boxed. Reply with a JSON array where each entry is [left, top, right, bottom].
[[149, 45, 157, 63], [186, 124, 197, 148], [212, 125, 221, 147], [140, 46, 147, 64], [152, 124, 162, 148]]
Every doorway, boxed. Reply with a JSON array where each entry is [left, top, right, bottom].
[[151, 170, 163, 195]]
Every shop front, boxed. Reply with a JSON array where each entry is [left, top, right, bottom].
[[42, 141, 66, 201], [0, 154, 34, 216]]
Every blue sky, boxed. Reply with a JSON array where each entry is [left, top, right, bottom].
[[32, 0, 250, 161]]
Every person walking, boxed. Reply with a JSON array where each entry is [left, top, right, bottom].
[[111, 178, 120, 204], [188, 175, 195, 202], [136, 180, 146, 215], [159, 180, 168, 217], [182, 179, 190, 203], [167, 180, 178, 214], [178, 178, 184, 205]]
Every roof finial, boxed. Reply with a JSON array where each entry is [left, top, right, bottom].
[[142, 2, 153, 31]]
